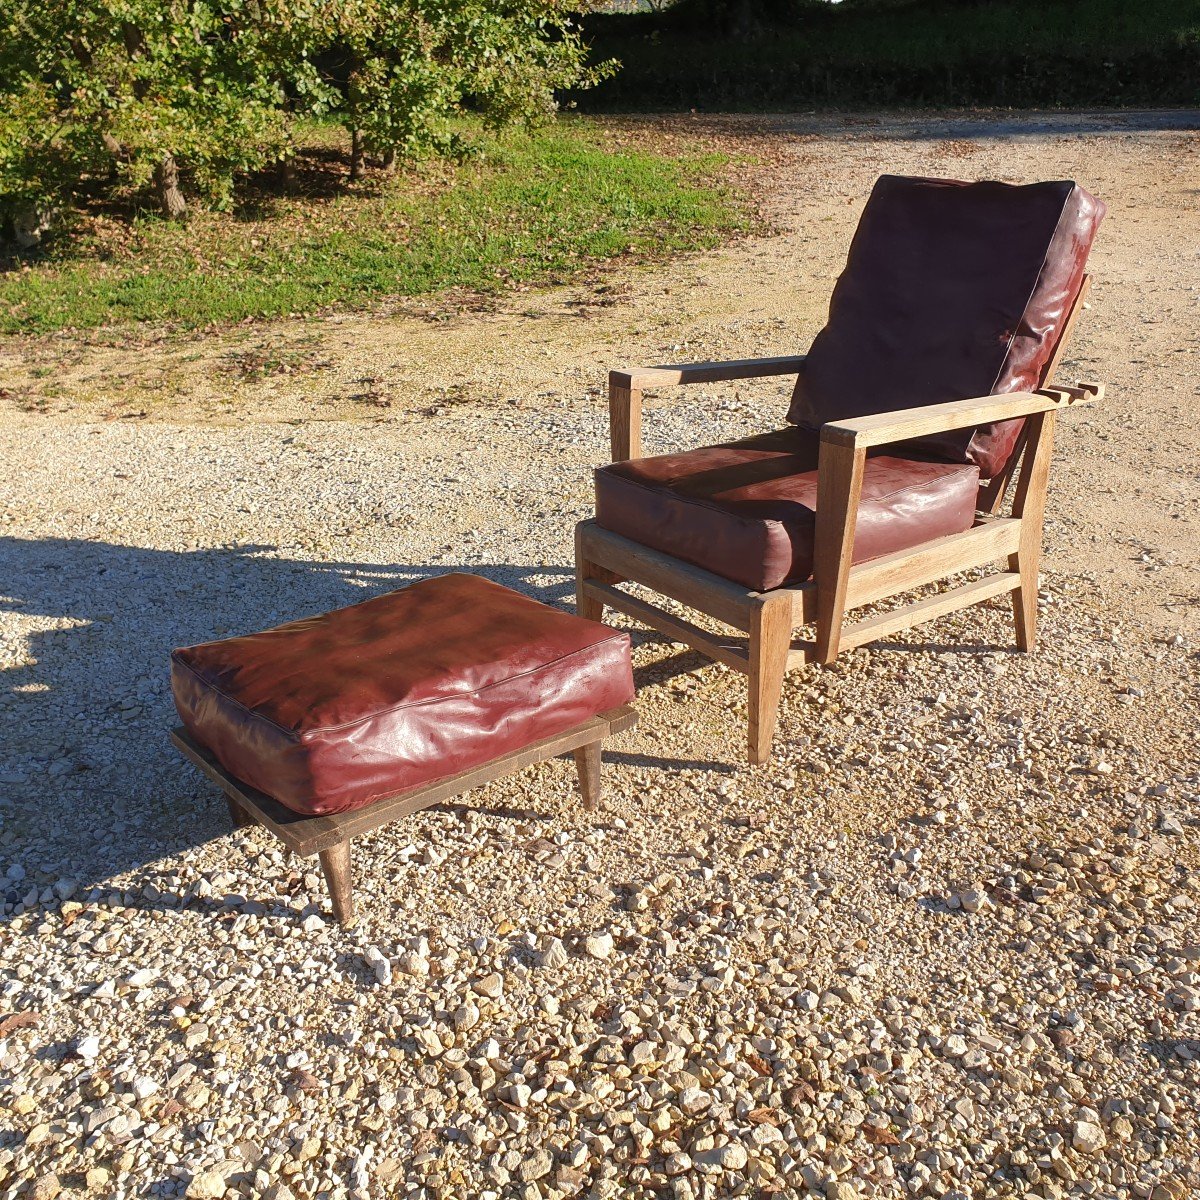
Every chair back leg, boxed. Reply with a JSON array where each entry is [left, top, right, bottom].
[[747, 592, 794, 764], [1007, 410, 1056, 651]]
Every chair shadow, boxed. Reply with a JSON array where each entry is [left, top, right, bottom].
[[0, 535, 635, 926], [863, 639, 1019, 657]]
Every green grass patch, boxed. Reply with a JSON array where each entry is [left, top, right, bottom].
[[0, 120, 751, 335], [579, 0, 1200, 109]]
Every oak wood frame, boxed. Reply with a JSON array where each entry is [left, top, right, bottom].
[[578, 280, 1101, 764], [171, 704, 637, 926]]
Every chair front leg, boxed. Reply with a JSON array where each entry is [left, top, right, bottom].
[[575, 523, 622, 622], [748, 591, 794, 765], [1007, 410, 1056, 651], [813, 438, 866, 664]]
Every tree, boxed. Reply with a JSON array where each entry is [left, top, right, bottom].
[[0, 1, 308, 226], [321, 0, 613, 176], [0, 0, 611, 238]]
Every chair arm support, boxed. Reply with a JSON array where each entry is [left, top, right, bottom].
[[608, 356, 808, 461], [819, 381, 1103, 450], [808, 378, 1101, 663]]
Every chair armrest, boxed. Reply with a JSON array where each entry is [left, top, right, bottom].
[[608, 355, 807, 461], [610, 355, 808, 391], [820, 381, 1104, 450]]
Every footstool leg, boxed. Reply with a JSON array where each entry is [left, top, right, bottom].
[[572, 741, 603, 811], [225, 793, 256, 830], [319, 839, 356, 926]]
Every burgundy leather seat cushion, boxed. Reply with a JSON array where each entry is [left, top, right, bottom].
[[788, 175, 1106, 478], [595, 427, 980, 592], [171, 573, 634, 817]]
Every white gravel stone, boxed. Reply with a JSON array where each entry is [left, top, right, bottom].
[[185, 1170, 227, 1200], [73, 1035, 100, 1062], [364, 945, 392, 984], [537, 937, 569, 969], [584, 932, 615, 960], [1072, 1119, 1107, 1154], [694, 1143, 747, 1171]]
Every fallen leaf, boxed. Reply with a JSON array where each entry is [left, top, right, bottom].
[[747, 1107, 780, 1126], [0, 1012, 42, 1035], [785, 1081, 817, 1106], [863, 1125, 900, 1146], [1049, 1028, 1075, 1051], [745, 1053, 773, 1076]]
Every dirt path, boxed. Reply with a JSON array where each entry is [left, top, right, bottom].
[[4, 110, 1198, 639]]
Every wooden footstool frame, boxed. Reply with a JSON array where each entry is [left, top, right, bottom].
[[172, 704, 636, 927]]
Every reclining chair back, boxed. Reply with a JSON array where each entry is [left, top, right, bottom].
[[787, 174, 1106, 478]]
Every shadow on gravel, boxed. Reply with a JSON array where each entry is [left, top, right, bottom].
[[0, 536, 686, 923], [1143, 1038, 1200, 1066]]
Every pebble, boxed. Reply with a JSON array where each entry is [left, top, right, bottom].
[[397, 951, 429, 976], [694, 1143, 748, 1171], [538, 937, 569, 969], [584, 931, 615, 960], [1072, 1119, 1107, 1154], [185, 1170, 227, 1200], [30, 1175, 60, 1200], [364, 945, 392, 984], [826, 1182, 859, 1200], [518, 1150, 554, 1182], [73, 1035, 100, 1062], [473, 972, 503, 998]]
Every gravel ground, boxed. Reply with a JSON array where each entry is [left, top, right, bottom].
[[1, 111, 1198, 1200]]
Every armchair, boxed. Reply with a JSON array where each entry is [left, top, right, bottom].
[[575, 174, 1107, 763]]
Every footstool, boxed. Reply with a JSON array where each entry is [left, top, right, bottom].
[[170, 573, 636, 925]]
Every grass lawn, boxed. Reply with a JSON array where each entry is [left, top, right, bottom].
[[0, 120, 752, 336]]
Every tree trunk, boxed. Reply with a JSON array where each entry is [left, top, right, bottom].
[[381, 146, 396, 173], [349, 128, 364, 182], [152, 154, 187, 220], [280, 154, 298, 193]]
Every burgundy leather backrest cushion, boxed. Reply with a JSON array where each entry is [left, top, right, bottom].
[[787, 175, 1106, 478]]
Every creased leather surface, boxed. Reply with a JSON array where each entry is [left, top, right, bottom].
[[596, 427, 979, 591], [787, 174, 1105, 477], [172, 573, 634, 816]]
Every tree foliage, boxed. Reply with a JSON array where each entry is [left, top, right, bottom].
[[0, 0, 611, 235]]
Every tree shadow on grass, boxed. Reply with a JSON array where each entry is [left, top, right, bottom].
[[0, 536, 693, 923]]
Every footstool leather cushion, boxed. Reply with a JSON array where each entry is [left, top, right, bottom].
[[171, 573, 634, 816]]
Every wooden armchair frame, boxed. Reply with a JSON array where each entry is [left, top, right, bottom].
[[576, 279, 1102, 764]]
